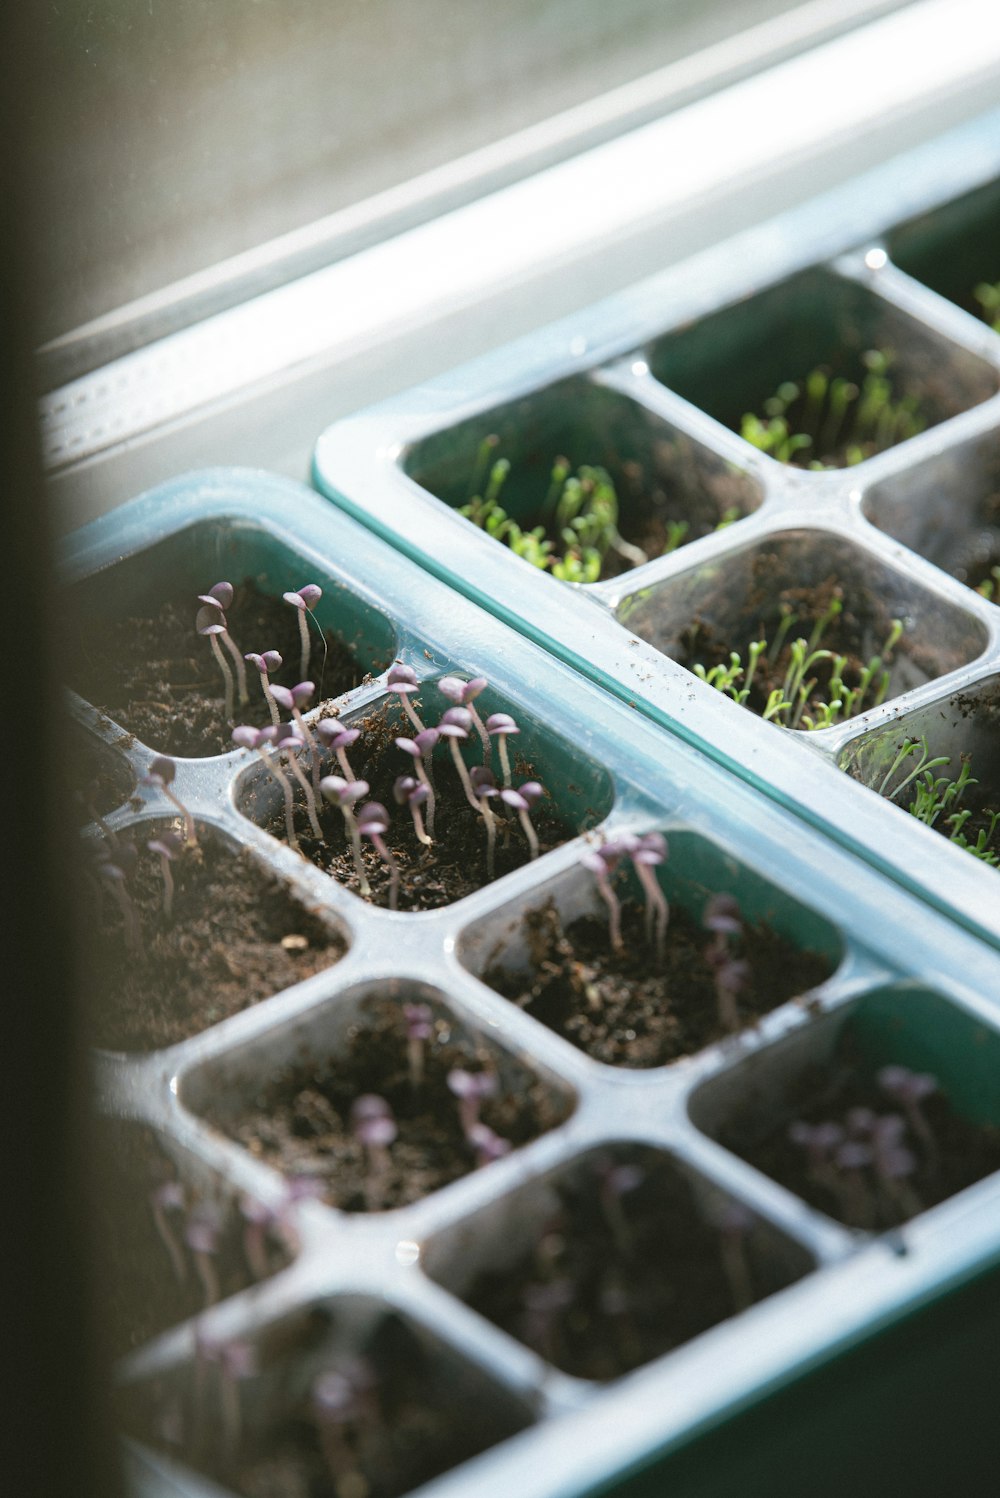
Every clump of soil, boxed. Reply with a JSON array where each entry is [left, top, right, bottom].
[[68, 578, 369, 757], [85, 831, 345, 1051], [720, 1045, 1000, 1230], [485, 900, 833, 1068], [94, 1124, 291, 1359], [255, 702, 575, 911], [125, 1307, 527, 1498], [465, 1146, 806, 1381], [205, 996, 571, 1211]]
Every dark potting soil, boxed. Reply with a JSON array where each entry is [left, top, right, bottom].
[[485, 900, 833, 1069], [257, 702, 575, 911], [676, 566, 944, 727], [95, 1124, 290, 1359], [129, 1308, 526, 1498], [68, 579, 367, 757], [720, 1050, 1000, 1231], [86, 831, 344, 1051], [206, 996, 571, 1212], [72, 735, 136, 826], [465, 1145, 805, 1381]]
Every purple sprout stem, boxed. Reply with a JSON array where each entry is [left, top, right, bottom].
[[495, 733, 513, 788], [207, 632, 236, 722], [634, 865, 668, 961], [468, 701, 491, 764], [340, 805, 371, 897], [289, 707, 323, 792], [259, 673, 281, 727], [257, 745, 301, 852], [155, 849, 175, 921], [163, 786, 197, 850], [296, 606, 311, 682], [369, 832, 400, 911], [593, 867, 623, 952], [150, 1187, 187, 1283], [284, 750, 325, 842], [412, 759, 436, 840], [192, 1246, 220, 1309], [516, 805, 538, 860], [220, 628, 249, 707]]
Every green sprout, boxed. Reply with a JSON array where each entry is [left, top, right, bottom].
[[973, 280, 1000, 333], [874, 737, 1000, 867], [691, 601, 903, 731], [458, 437, 738, 581], [974, 564, 1000, 601], [739, 349, 927, 469]]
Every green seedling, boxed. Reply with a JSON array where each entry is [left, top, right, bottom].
[[459, 439, 738, 579], [973, 279, 1000, 333], [874, 737, 1000, 867], [740, 349, 927, 468], [692, 601, 902, 731]]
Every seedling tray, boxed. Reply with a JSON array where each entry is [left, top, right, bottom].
[[66, 470, 1000, 1498], [313, 109, 1000, 952]]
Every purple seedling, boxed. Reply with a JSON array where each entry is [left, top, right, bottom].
[[196, 603, 237, 722], [282, 583, 323, 681], [403, 1002, 434, 1090], [446, 1067, 499, 1139], [581, 839, 629, 952], [467, 1121, 512, 1168], [500, 779, 545, 861], [713, 1200, 755, 1312], [870, 1112, 924, 1221], [596, 1159, 644, 1258], [703, 894, 747, 1033], [436, 706, 481, 810], [233, 725, 302, 852], [312, 1361, 376, 1493], [142, 754, 198, 848], [394, 732, 438, 837], [387, 661, 426, 735], [239, 1194, 275, 1282], [470, 765, 500, 878], [273, 722, 324, 843], [831, 1138, 878, 1229], [147, 829, 184, 921], [197, 582, 250, 707], [350, 1094, 397, 1208], [357, 801, 400, 910], [319, 774, 371, 895], [270, 680, 323, 788], [244, 649, 283, 727], [519, 1277, 574, 1365], [877, 1064, 939, 1162], [438, 674, 491, 761], [788, 1119, 846, 1202], [393, 775, 432, 848], [184, 1203, 223, 1308], [632, 832, 669, 960], [486, 711, 520, 788], [150, 1180, 187, 1283], [95, 849, 143, 953], [316, 720, 362, 784]]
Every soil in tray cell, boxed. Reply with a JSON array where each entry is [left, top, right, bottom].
[[95, 1124, 291, 1358], [84, 829, 344, 1051], [69, 579, 366, 758], [723, 1052, 1000, 1230], [464, 1145, 806, 1381], [207, 997, 570, 1211], [125, 1306, 527, 1498], [485, 900, 832, 1069], [256, 703, 575, 912]]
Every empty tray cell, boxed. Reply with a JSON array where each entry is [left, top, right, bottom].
[[403, 374, 761, 582], [840, 674, 1000, 869], [889, 176, 1000, 331], [647, 268, 997, 468], [94, 1120, 294, 1359], [64, 517, 396, 757], [864, 430, 1000, 596], [121, 1294, 533, 1498], [84, 820, 347, 1053], [234, 677, 614, 911], [690, 985, 1000, 1231], [461, 829, 841, 1068], [72, 731, 135, 826], [423, 1144, 813, 1382], [616, 530, 985, 728], [183, 982, 575, 1211]]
